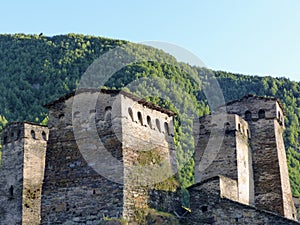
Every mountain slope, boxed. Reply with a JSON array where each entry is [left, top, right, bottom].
[[0, 34, 299, 200]]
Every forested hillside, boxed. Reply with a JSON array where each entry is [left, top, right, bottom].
[[0, 34, 299, 200]]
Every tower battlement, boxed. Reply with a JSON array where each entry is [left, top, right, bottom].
[[219, 94, 285, 126], [2, 122, 48, 146]]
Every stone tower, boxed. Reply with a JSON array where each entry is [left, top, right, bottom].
[[0, 122, 48, 225], [194, 113, 255, 205], [221, 95, 297, 220], [41, 89, 178, 224]]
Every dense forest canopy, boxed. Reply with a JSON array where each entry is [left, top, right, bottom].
[[0, 34, 299, 202]]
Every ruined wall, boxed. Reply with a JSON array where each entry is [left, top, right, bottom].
[[184, 177, 299, 225], [0, 122, 48, 225], [223, 95, 297, 220], [194, 113, 254, 205]]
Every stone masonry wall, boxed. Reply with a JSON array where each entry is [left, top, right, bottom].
[[22, 123, 48, 225], [0, 122, 48, 225], [0, 123, 25, 225], [236, 125, 255, 206], [274, 119, 297, 219], [223, 95, 297, 220], [41, 91, 124, 225], [184, 177, 299, 225], [194, 113, 254, 205], [194, 114, 239, 182], [41, 89, 178, 224], [120, 93, 178, 221]]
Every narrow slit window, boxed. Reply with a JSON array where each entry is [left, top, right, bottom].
[[128, 108, 134, 121], [31, 130, 36, 139], [137, 112, 143, 125], [156, 119, 161, 132], [9, 185, 14, 198], [42, 131, 47, 141], [147, 116, 152, 129]]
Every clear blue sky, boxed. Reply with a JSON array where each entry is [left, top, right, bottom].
[[1, 0, 299, 81]]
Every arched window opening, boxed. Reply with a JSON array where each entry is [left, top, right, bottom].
[[156, 119, 161, 132], [245, 111, 252, 121], [3, 136, 7, 144], [137, 112, 143, 125], [104, 106, 112, 121], [105, 106, 112, 111], [31, 130, 36, 139], [164, 122, 170, 135], [258, 109, 266, 119], [58, 113, 64, 120], [11, 132, 14, 138], [147, 116, 152, 129], [128, 108, 134, 121], [201, 206, 208, 212], [42, 131, 47, 141], [9, 185, 14, 198]]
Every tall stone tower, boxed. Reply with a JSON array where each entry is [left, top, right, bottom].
[[220, 95, 297, 220], [194, 113, 255, 205], [0, 122, 48, 225], [41, 89, 178, 224]]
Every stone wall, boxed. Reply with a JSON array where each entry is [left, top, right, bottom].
[[41, 91, 124, 225], [120, 93, 178, 220], [22, 123, 48, 225], [194, 114, 239, 182], [41, 89, 178, 224], [0, 123, 25, 225], [1, 92, 297, 224], [194, 113, 254, 205], [0, 122, 48, 225], [184, 177, 299, 225], [223, 95, 297, 220], [274, 120, 297, 219]]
